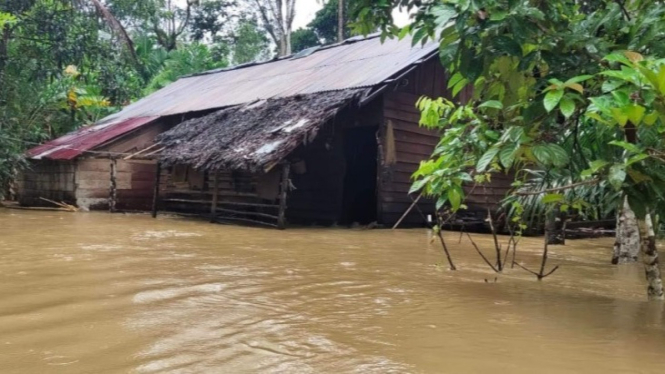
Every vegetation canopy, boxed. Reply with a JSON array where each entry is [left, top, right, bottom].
[[352, 0, 665, 299]]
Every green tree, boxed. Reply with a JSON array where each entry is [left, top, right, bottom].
[[291, 28, 320, 53], [353, 0, 665, 299]]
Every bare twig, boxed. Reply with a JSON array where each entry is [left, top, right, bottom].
[[436, 225, 457, 271], [465, 232, 499, 273], [541, 265, 560, 278], [392, 192, 423, 229], [513, 261, 540, 277], [615, 0, 631, 21], [487, 208, 503, 271]]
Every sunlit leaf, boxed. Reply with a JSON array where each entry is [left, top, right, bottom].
[[476, 147, 500, 172], [542, 193, 564, 204], [544, 89, 564, 112], [478, 100, 503, 110]]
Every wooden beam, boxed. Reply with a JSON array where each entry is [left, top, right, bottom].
[[277, 163, 290, 230], [210, 171, 219, 223], [214, 207, 278, 220], [109, 158, 117, 213], [151, 162, 161, 218]]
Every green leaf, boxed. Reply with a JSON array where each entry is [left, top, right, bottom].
[[448, 188, 462, 211], [643, 111, 659, 126], [546, 144, 570, 167], [590, 160, 610, 173], [625, 104, 646, 125], [476, 147, 500, 172], [492, 36, 522, 57], [608, 140, 641, 153], [602, 80, 624, 93], [397, 26, 410, 40], [542, 193, 565, 204], [544, 89, 564, 112], [559, 96, 575, 118], [626, 154, 648, 165], [532, 145, 551, 165], [409, 178, 429, 194], [499, 144, 518, 168], [608, 164, 627, 190], [627, 190, 648, 219], [431, 5, 457, 27], [478, 100, 503, 110], [490, 10, 508, 21], [627, 169, 651, 183], [565, 75, 594, 84], [412, 28, 428, 46], [435, 195, 448, 210]]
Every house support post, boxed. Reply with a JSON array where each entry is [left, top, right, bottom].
[[210, 171, 219, 223], [109, 158, 117, 213], [277, 163, 290, 230], [151, 162, 161, 218]]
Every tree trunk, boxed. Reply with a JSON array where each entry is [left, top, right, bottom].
[[612, 197, 640, 264], [637, 214, 664, 300], [545, 209, 564, 245], [284, 30, 292, 55], [338, 0, 344, 42]]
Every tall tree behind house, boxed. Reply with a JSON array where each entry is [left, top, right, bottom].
[[252, 0, 296, 56]]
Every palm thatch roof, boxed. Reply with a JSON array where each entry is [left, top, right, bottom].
[[157, 89, 365, 172]]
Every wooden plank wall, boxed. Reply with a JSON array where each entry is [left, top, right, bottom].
[[287, 118, 347, 224], [160, 166, 262, 214], [17, 160, 77, 206], [378, 58, 506, 226], [75, 158, 158, 211]]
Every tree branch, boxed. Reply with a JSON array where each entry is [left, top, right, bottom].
[[615, 0, 632, 21], [465, 232, 499, 273], [515, 179, 600, 196]]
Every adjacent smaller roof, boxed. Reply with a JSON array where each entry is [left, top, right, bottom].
[[26, 117, 158, 160], [157, 90, 363, 172]]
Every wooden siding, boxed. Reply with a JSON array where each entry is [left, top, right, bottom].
[[287, 120, 346, 224], [17, 160, 77, 206], [74, 158, 158, 211], [378, 58, 509, 226]]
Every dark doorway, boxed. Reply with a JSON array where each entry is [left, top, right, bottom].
[[342, 126, 378, 224]]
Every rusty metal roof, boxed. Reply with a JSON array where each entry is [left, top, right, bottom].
[[104, 35, 438, 122], [27, 117, 158, 160]]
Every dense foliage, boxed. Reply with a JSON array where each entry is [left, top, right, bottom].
[[353, 0, 665, 221], [353, 0, 665, 297], [0, 0, 272, 198]]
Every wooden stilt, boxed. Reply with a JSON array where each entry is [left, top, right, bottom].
[[210, 171, 219, 223], [277, 163, 290, 230], [151, 162, 161, 218], [109, 158, 117, 213]]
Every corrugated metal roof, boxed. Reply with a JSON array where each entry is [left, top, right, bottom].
[[27, 35, 437, 161], [27, 117, 158, 160], [104, 35, 438, 122]]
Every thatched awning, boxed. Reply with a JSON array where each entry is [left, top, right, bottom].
[[157, 89, 364, 173]]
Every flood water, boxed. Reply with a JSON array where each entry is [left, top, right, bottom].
[[1, 209, 664, 373]]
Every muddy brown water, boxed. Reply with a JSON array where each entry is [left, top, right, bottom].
[[1, 209, 664, 373]]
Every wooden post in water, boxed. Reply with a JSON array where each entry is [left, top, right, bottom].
[[210, 171, 219, 223], [277, 163, 290, 230], [109, 158, 117, 213], [151, 162, 161, 218]]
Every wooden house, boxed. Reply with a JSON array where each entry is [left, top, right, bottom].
[[19, 35, 511, 225]]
